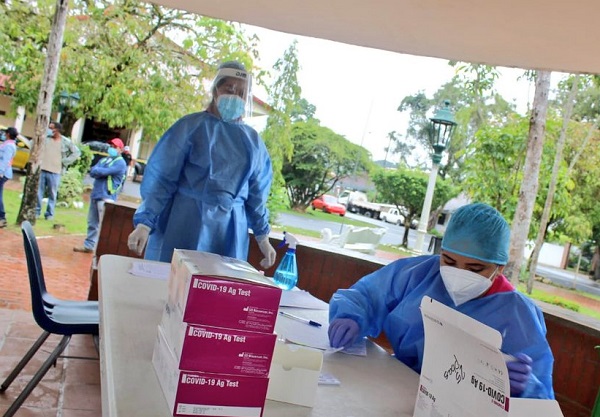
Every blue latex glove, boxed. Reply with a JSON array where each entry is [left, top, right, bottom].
[[506, 353, 533, 396], [328, 318, 360, 348]]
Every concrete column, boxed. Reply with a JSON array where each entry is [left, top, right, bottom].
[[14, 106, 25, 132], [70, 118, 85, 144], [128, 127, 143, 177]]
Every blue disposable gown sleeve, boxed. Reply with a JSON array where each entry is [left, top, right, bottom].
[[133, 117, 190, 230], [244, 130, 272, 238], [329, 256, 429, 339]]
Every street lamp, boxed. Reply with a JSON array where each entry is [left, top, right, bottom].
[[56, 91, 80, 123], [414, 100, 457, 254]]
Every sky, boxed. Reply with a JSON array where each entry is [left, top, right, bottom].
[[243, 24, 540, 163]]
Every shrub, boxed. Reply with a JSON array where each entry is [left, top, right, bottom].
[[58, 169, 85, 207]]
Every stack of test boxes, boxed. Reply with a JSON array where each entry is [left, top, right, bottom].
[[152, 249, 282, 417]]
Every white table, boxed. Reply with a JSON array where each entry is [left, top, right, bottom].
[[98, 254, 420, 417]]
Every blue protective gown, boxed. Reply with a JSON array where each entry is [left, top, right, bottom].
[[133, 111, 273, 263], [329, 255, 555, 399]]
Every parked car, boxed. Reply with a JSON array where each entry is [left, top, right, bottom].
[[311, 194, 346, 216], [0, 124, 32, 171], [380, 207, 405, 225]]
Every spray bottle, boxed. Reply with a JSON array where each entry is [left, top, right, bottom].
[[273, 232, 299, 290]]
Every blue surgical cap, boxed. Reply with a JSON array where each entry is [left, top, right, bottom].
[[441, 203, 510, 265]]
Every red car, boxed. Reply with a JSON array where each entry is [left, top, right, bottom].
[[311, 195, 346, 216]]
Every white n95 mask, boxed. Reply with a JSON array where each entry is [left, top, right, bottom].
[[439, 265, 497, 306]]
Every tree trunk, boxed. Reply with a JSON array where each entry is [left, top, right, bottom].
[[16, 0, 69, 225], [526, 75, 579, 293], [504, 70, 551, 285]]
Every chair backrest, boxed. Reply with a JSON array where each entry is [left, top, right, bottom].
[[21, 221, 59, 332], [21, 221, 99, 335]]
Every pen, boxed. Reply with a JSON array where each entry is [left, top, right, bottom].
[[279, 311, 322, 327]]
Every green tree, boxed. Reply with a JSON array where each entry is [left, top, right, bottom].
[[282, 121, 371, 210], [0, 0, 259, 142], [373, 167, 456, 247]]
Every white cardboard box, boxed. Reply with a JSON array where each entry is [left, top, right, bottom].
[[415, 296, 511, 417], [266, 341, 323, 407]]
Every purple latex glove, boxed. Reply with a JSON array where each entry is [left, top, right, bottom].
[[506, 352, 533, 396], [328, 318, 360, 348]]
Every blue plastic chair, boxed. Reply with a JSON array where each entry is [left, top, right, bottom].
[[0, 221, 99, 417]]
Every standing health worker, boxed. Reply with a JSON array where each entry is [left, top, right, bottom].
[[328, 203, 554, 399], [127, 61, 276, 269]]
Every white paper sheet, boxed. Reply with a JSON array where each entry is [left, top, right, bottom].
[[129, 261, 170, 280], [279, 290, 329, 310]]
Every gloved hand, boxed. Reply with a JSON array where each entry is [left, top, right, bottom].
[[328, 318, 360, 348], [128, 224, 151, 255], [506, 353, 533, 397], [256, 235, 276, 269]]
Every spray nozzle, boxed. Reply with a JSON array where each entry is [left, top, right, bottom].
[[278, 231, 299, 250]]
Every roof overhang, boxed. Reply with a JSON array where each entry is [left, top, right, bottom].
[[148, 0, 600, 75]]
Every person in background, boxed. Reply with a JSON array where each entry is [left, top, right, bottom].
[[127, 60, 276, 270], [36, 121, 81, 220], [328, 203, 554, 399], [73, 138, 127, 253], [0, 127, 18, 228]]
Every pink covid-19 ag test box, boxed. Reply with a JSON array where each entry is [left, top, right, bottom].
[[159, 306, 277, 377], [152, 325, 269, 417], [167, 250, 282, 333]]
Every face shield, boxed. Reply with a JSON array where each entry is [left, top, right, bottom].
[[211, 67, 253, 120]]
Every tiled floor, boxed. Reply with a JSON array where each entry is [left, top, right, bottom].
[[0, 228, 100, 417]]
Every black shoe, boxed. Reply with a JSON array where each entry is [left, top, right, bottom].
[[0, 219, 7, 228]]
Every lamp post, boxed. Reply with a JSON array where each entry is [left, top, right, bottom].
[[56, 91, 80, 123], [414, 100, 457, 254]]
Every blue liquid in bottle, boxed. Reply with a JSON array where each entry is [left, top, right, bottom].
[[273, 249, 298, 290]]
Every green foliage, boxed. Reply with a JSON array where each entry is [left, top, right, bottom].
[[0, 0, 258, 143], [262, 40, 304, 181], [372, 167, 457, 246], [72, 144, 94, 176], [57, 169, 84, 206], [282, 121, 372, 210]]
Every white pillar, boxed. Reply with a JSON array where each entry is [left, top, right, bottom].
[[414, 162, 439, 254], [70, 118, 85, 144], [128, 127, 143, 177], [14, 106, 25, 133]]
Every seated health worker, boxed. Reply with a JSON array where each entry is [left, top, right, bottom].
[[328, 203, 554, 399], [127, 61, 276, 269]]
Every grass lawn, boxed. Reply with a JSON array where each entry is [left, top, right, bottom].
[[2, 188, 88, 236]]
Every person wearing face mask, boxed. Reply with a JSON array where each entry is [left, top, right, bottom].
[[73, 138, 127, 253], [127, 61, 276, 271], [36, 121, 81, 220], [328, 203, 554, 399], [0, 127, 19, 228]]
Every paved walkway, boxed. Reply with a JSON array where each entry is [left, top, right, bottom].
[[0, 228, 99, 416]]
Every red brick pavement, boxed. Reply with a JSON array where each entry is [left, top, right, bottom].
[[0, 228, 93, 310]]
